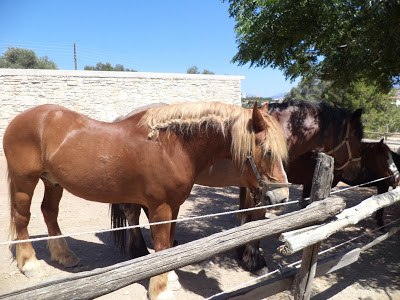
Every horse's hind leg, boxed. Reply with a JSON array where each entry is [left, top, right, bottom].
[[120, 203, 150, 258], [9, 175, 41, 277], [41, 179, 80, 267]]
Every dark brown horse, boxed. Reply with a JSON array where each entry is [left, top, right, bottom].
[[287, 140, 399, 225], [238, 100, 363, 272], [3, 102, 289, 300], [111, 100, 364, 274]]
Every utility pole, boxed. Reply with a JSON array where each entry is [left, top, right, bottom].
[[74, 43, 77, 70]]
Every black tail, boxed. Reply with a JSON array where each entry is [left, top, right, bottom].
[[110, 203, 128, 253]]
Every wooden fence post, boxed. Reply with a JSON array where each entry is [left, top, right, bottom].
[[294, 152, 334, 300]]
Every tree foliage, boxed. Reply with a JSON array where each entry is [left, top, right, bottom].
[[285, 78, 400, 132], [187, 66, 215, 75], [0, 47, 58, 69], [225, 0, 400, 93], [84, 62, 136, 72]]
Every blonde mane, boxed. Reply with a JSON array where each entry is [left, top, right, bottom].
[[138, 102, 287, 164]]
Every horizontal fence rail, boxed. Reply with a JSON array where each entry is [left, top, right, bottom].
[[0, 197, 345, 300], [1, 161, 399, 299], [279, 188, 400, 255], [221, 222, 400, 300]]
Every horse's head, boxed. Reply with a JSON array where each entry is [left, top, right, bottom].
[[362, 140, 400, 187], [240, 102, 289, 205], [329, 108, 363, 182]]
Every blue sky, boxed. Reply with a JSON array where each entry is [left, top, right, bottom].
[[0, 0, 299, 97]]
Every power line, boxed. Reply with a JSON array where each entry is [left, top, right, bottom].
[[0, 40, 139, 70]]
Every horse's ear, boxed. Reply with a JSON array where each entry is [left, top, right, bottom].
[[380, 138, 384, 144], [252, 101, 267, 133], [260, 103, 269, 113], [351, 109, 363, 120]]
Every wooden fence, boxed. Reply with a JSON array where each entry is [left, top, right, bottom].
[[1, 154, 400, 300], [364, 128, 400, 151]]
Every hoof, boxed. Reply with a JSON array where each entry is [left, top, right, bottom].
[[167, 271, 181, 291], [21, 259, 41, 278], [48, 239, 80, 267], [378, 225, 388, 233], [131, 246, 150, 259], [239, 245, 268, 274], [148, 290, 176, 300], [53, 250, 80, 267], [254, 266, 269, 276]]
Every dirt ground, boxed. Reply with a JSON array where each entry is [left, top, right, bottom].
[[0, 156, 399, 300]]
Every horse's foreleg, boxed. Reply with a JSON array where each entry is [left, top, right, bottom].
[[148, 204, 177, 300], [237, 188, 268, 274], [10, 176, 41, 277], [166, 207, 181, 291], [41, 180, 79, 268]]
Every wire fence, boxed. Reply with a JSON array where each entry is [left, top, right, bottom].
[[1, 174, 396, 247], [1, 171, 398, 299], [206, 215, 400, 299]]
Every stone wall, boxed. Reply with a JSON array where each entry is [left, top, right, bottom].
[[0, 69, 244, 155]]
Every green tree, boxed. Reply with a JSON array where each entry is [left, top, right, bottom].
[[0, 47, 58, 69], [225, 0, 400, 93], [187, 66, 215, 75], [84, 62, 136, 72], [285, 79, 400, 132], [285, 78, 328, 102], [187, 66, 200, 74]]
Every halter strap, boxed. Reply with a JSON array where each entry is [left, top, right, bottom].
[[325, 121, 361, 170], [239, 155, 292, 189]]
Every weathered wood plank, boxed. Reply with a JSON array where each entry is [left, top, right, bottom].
[[222, 222, 400, 300], [294, 153, 334, 300], [0, 197, 345, 300], [280, 187, 400, 255]]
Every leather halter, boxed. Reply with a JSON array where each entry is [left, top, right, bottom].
[[325, 121, 361, 170], [239, 154, 292, 189]]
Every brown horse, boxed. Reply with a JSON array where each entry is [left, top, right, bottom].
[[238, 100, 363, 272], [287, 140, 399, 225], [3, 101, 288, 300], [111, 100, 364, 274]]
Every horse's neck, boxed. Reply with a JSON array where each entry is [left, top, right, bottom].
[[319, 124, 347, 155], [182, 128, 234, 173]]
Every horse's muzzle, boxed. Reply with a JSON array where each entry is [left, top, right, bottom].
[[263, 188, 289, 206]]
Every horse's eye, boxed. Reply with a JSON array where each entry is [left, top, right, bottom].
[[266, 151, 272, 157]]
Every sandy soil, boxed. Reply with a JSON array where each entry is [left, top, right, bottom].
[[0, 156, 399, 300]]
